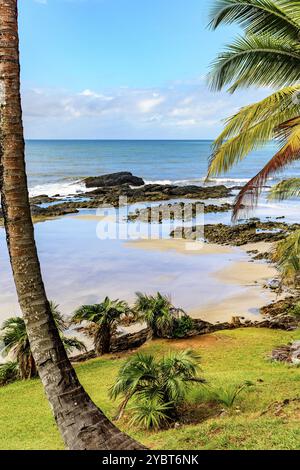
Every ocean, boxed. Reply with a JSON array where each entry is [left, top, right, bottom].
[[0, 139, 298, 323], [25, 139, 300, 197]]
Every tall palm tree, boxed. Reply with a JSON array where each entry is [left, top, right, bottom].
[[0, 302, 86, 380], [72, 297, 132, 355], [0, 1, 143, 450], [207, 0, 300, 218]]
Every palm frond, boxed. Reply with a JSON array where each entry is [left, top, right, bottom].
[[232, 121, 300, 219], [273, 229, 300, 284], [61, 336, 87, 353], [209, 34, 300, 92], [209, 0, 300, 40], [268, 178, 300, 200], [129, 399, 171, 430], [0, 361, 20, 386], [211, 85, 300, 152], [208, 107, 300, 178]]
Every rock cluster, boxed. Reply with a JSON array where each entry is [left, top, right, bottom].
[[271, 341, 300, 364], [171, 220, 300, 245], [127, 202, 234, 223], [85, 171, 145, 188]]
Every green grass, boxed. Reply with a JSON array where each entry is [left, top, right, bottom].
[[1, 328, 300, 450]]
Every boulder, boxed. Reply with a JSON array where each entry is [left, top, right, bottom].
[[29, 195, 58, 205], [85, 172, 145, 188], [271, 341, 300, 364]]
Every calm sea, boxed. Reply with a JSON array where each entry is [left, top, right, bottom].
[[25, 139, 300, 197]]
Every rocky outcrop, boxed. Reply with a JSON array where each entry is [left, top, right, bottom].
[[127, 202, 234, 223], [85, 172, 145, 188], [31, 204, 79, 218], [271, 341, 300, 364], [86, 183, 232, 206], [258, 296, 300, 331], [257, 315, 299, 331], [29, 195, 58, 205], [171, 220, 300, 245], [260, 296, 300, 318]]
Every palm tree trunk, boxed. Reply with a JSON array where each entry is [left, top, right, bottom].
[[0, 0, 144, 450], [95, 324, 111, 355]]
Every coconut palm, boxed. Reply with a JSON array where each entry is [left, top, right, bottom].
[[0, 2, 142, 449], [110, 349, 205, 427], [207, 0, 300, 218], [72, 297, 132, 355], [0, 302, 86, 380]]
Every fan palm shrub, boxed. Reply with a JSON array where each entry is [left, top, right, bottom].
[[0, 361, 20, 386], [110, 349, 205, 428], [134, 292, 193, 338], [0, 302, 86, 381], [134, 292, 174, 337], [72, 297, 132, 355], [207, 0, 300, 284]]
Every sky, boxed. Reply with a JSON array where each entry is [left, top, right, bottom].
[[19, 0, 268, 139]]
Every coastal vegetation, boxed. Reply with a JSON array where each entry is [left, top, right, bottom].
[[134, 292, 194, 339], [0, 1, 142, 450], [110, 349, 204, 427], [208, 0, 300, 285], [0, 303, 86, 384], [1, 328, 300, 450], [72, 297, 132, 355]]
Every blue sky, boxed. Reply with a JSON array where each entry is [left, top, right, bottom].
[[19, 0, 267, 139]]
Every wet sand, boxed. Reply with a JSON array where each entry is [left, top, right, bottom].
[[125, 238, 235, 255], [0, 210, 279, 325], [127, 237, 278, 322]]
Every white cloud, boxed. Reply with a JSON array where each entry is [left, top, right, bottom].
[[21, 79, 270, 139], [138, 96, 165, 113]]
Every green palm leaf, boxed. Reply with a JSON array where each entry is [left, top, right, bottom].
[[232, 121, 300, 218], [208, 90, 300, 177], [268, 178, 300, 200], [274, 230, 300, 283], [209, 0, 300, 40], [209, 34, 300, 92]]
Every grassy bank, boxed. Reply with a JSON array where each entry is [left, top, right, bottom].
[[1, 328, 300, 450]]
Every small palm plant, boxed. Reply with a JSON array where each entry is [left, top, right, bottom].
[[0, 302, 86, 381], [0, 361, 20, 386], [72, 297, 132, 355], [110, 349, 205, 428], [134, 292, 175, 338]]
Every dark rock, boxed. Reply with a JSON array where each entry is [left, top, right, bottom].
[[271, 341, 300, 364], [127, 201, 234, 223], [260, 296, 300, 318], [29, 195, 58, 205], [30, 203, 79, 218], [171, 220, 300, 245], [85, 172, 145, 188]]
